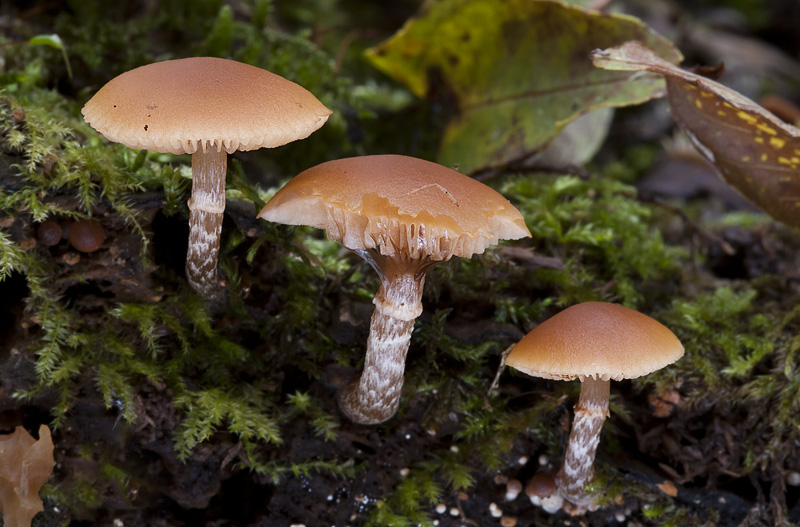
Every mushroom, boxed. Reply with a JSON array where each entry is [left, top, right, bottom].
[[259, 154, 531, 424], [82, 57, 331, 300], [505, 478, 523, 501], [36, 221, 62, 247], [505, 302, 683, 513], [525, 473, 563, 513], [68, 219, 105, 253]]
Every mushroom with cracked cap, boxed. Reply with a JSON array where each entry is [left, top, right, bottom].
[[505, 302, 683, 513], [258, 154, 531, 424], [82, 57, 331, 300]]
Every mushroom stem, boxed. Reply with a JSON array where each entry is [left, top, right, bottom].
[[338, 252, 436, 424], [186, 148, 227, 300], [556, 376, 610, 511]]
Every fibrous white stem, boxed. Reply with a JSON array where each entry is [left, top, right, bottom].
[[186, 148, 227, 301], [338, 253, 434, 425], [556, 376, 610, 512]]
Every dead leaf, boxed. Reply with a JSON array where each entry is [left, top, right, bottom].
[[657, 479, 678, 497], [0, 425, 55, 527], [592, 41, 800, 228]]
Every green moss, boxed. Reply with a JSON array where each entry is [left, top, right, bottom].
[[285, 391, 339, 441], [173, 387, 282, 460], [656, 287, 763, 388], [501, 173, 684, 308], [652, 284, 800, 491], [595, 143, 660, 185], [99, 462, 131, 491], [641, 499, 709, 527], [68, 476, 104, 511], [255, 457, 359, 486]]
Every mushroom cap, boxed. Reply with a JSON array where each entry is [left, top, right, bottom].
[[258, 154, 531, 260], [82, 57, 332, 155], [526, 473, 557, 499], [506, 302, 684, 381], [68, 219, 106, 253], [37, 221, 63, 247]]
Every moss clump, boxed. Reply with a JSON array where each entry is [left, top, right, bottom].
[[656, 286, 800, 483], [503, 173, 684, 308]]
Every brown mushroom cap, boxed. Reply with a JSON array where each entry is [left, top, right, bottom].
[[68, 219, 106, 253], [526, 473, 557, 499], [258, 155, 531, 260], [81, 57, 331, 155], [37, 221, 63, 247], [506, 302, 684, 382]]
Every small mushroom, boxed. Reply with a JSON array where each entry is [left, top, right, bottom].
[[82, 57, 331, 300], [526, 473, 557, 500], [259, 155, 530, 424], [505, 478, 523, 501], [36, 221, 62, 247], [68, 219, 105, 253], [526, 473, 563, 513], [505, 302, 683, 512]]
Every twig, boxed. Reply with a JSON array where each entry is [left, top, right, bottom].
[[640, 194, 735, 255], [334, 29, 362, 73], [487, 344, 515, 398]]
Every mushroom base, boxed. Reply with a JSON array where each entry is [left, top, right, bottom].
[[186, 148, 227, 302], [556, 376, 610, 512], [338, 252, 436, 425]]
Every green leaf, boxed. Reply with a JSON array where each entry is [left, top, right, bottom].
[[29, 34, 73, 79], [533, 107, 614, 168], [29, 34, 64, 49], [366, 0, 681, 174]]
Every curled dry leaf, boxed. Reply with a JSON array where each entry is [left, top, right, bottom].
[[592, 41, 800, 228], [656, 479, 679, 497], [0, 425, 55, 527], [648, 387, 681, 418]]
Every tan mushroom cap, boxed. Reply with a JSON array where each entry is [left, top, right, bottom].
[[506, 302, 684, 382], [258, 154, 531, 260], [81, 57, 332, 155]]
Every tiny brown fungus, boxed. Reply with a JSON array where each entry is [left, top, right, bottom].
[[82, 57, 331, 300], [506, 302, 683, 513], [259, 154, 530, 424], [525, 472, 562, 513], [526, 473, 557, 499], [68, 219, 105, 253], [36, 221, 62, 247], [505, 478, 523, 501]]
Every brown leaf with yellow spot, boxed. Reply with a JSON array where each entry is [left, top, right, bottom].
[[592, 41, 800, 228]]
